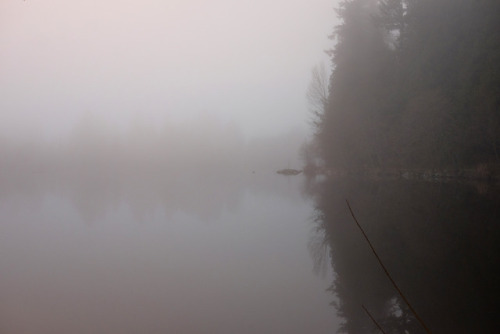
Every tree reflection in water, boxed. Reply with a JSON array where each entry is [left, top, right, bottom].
[[305, 178, 500, 333]]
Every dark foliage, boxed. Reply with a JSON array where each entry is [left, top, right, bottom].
[[312, 0, 500, 170]]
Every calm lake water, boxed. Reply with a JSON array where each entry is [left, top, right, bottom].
[[307, 177, 500, 334], [0, 165, 337, 334], [1, 159, 499, 333]]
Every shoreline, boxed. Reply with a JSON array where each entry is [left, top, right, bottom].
[[305, 164, 500, 185]]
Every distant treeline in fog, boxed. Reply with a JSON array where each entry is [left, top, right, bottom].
[[0, 115, 303, 175], [0, 117, 304, 221], [307, 0, 500, 171]]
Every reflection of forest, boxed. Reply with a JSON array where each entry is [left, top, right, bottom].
[[307, 178, 500, 333]]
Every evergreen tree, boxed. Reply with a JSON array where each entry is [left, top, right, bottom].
[[321, 0, 394, 170], [313, 0, 500, 171]]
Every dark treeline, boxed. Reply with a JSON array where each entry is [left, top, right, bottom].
[[308, 0, 500, 172]]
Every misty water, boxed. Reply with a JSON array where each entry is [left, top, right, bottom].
[[1, 138, 499, 333], [0, 134, 338, 334]]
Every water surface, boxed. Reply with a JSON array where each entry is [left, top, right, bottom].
[[307, 177, 500, 333], [0, 165, 337, 334], [3, 150, 499, 334]]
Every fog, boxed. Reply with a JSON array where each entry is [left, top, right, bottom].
[[0, 113, 342, 333], [3, 0, 500, 333], [0, 118, 307, 222], [0, 0, 338, 140], [0, 2, 347, 332]]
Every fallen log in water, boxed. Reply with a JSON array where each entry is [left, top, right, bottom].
[[276, 168, 302, 175]]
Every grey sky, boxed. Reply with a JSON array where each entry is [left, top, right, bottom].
[[0, 0, 339, 140]]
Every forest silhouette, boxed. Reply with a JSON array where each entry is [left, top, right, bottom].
[[306, 0, 500, 173], [303, 1, 500, 332]]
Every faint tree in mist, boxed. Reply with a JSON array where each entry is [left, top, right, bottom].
[[302, 63, 330, 175], [307, 62, 329, 129]]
